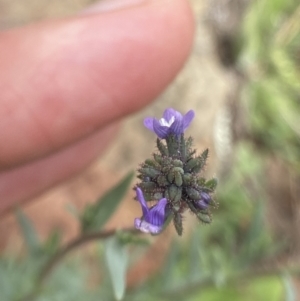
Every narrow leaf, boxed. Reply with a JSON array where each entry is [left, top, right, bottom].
[[16, 209, 40, 255], [205, 178, 218, 191], [104, 237, 129, 300], [81, 171, 134, 232], [43, 229, 61, 256]]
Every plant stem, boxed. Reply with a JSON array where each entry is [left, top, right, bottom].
[[19, 227, 138, 301]]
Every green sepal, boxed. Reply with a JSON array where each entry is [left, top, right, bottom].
[[156, 138, 169, 156], [185, 136, 193, 150], [166, 134, 180, 156], [168, 185, 182, 203], [184, 158, 200, 172], [153, 191, 164, 200], [173, 212, 183, 236], [192, 148, 208, 172], [196, 211, 212, 224], [197, 177, 206, 186], [186, 187, 200, 200], [173, 166, 184, 174], [200, 148, 209, 162], [153, 153, 164, 165], [183, 173, 193, 185], [167, 170, 175, 183], [188, 201, 212, 224], [138, 181, 157, 190], [145, 158, 160, 168], [139, 167, 161, 178], [179, 134, 187, 161], [157, 174, 169, 186], [184, 136, 195, 160], [143, 191, 153, 202], [174, 171, 183, 187], [173, 159, 183, 168]]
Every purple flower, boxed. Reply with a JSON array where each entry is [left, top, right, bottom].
[[144, 108, 195, 139], [195, 192, 212, 210], [134, 187, 167, 234]]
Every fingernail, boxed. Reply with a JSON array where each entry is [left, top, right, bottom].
[[82, 0, 148, 14]]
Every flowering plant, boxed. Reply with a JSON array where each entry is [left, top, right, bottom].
[[134, 108, 218, 235], [14, 108, 217, 301]]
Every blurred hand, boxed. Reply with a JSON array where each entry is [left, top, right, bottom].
[[0, 0, 194, 214]]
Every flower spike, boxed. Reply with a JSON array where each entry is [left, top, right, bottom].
[[135, 108, 217, 236]]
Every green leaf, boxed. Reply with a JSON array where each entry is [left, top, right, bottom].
[[104, 237, 129, 300], [15, 209, 40, 256], [43, 229, 62, 256], [81, 171, 134, 233], [205, 178, 218, 191]]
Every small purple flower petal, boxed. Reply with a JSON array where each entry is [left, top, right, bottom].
[[170, 114, 184, 136], [195, 200, 208, 210], [200, 192, 211, 204], [143, 108, 195, 139], [163, 108, 177, 122], [153, 119, 170, 139], [134, 218, 162, 234], [145, 198, 167, 226], [194, 192, 212, 210], [183, 110, 195, 130], [134, 188, 167, 234], [143, 117, 155, 131], [136, 187, 149, 216]]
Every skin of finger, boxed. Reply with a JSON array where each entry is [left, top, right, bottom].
[[0, 123, 118, 215], [0, 0, 194, 170]]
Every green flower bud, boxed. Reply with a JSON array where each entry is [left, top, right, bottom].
[[183, 173, 192, 185], [185, 158, 199, 172], [157, 175, 169, 187], [197, 177, 206, 186], [153, 192, 164, 200], [153, 153, 164, 165], [197, 212, 212, 224], [139, 181, 157, 190], [166, 134, 180, 156], [174, 171, 183, 187], [139, 167, 161, 178], [145, 159, 159, 168], [162, 166, 170, 173], [156, 138, 169, 156], [172, 167, 184, 174], [173, 159, 183, 168], [168, 185, 182, 203], [173, 212, 183, 236], [167, 170, 175, 183], [186, 187, 200, 200]]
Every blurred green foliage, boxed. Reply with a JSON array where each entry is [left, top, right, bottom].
[[1, 0, 300, 300], [240, 0, 300, 171], [0, 143, 289, 301]]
